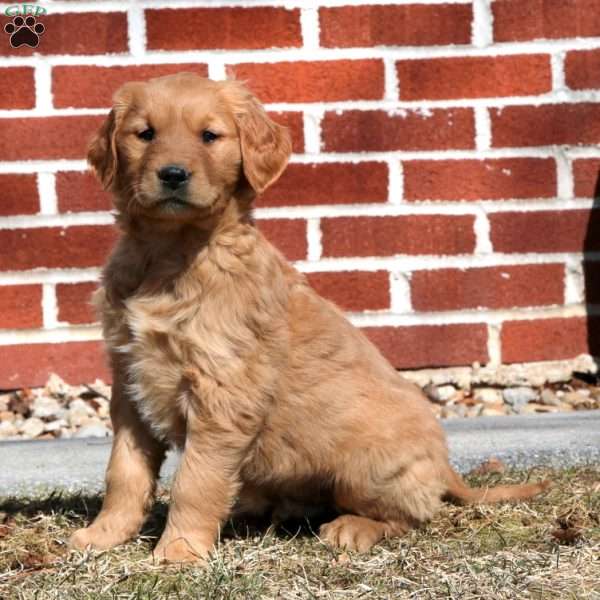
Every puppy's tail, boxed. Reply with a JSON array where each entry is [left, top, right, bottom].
[[444, 467, 551, 505]]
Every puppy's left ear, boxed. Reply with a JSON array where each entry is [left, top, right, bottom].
[[223, 82, 292, 195]]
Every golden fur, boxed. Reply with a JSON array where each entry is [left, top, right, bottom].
[[69, 74, 549, 562]]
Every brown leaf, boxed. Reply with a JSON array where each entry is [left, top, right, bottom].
[[551, 527, 583, 545], [469, 457, 507, 476]]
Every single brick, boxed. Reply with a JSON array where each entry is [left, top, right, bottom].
[[490, 210, 600, 253], [565, 49, 600, 90], [146, 7, 301, 50], [56, 282, 99, 325], [501, 317, 594, 363], [0, 13, 128, 56], [259, 162, 388, 208], [269, 112, 304, 153], [0, 67, 35, 109], [0, 174, 39, 216], [322, 109, 475, 152], [0, 341, 110, 388], [56, 171, 112, 213], [256, 219, 307, 261], [411, 264, 565, 312], [0, 285, 42, 329], [493, 0, 600, 42], [573, 159, 600, 197], [0, 226, 118, 271], [491, 103, 600, 147], [321, 215, 476, 258], [0, 116, 104, 161], [403, 158, 557, 201], [306, 271, 390, 312], [397, 55, 551, 101], [363, 323, 489, 369], [52, 64, 209, 109], [227, 60, 385, 103], [319, 4, 472, 47]]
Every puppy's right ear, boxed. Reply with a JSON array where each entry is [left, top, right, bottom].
[[87, 109, 119, 189]]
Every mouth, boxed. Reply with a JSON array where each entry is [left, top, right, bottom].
[[156, 196, 193, 211]]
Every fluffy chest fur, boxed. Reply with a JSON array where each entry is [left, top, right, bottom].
[[99, 226, 293, 446]]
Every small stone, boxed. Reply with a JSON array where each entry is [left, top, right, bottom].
[[43, 419, 68, 433], [19, 417, 45, 438], [563, 391, 591, 408], [0, 411, 14, 422], [0, 393, 11, 412], [0, 421, 18, 438], [436, 385, 458, 403], [481, 404, 509, 417], [466, 405, 483, 418], [67, 398, 95, 427], [503, 387, 539, 408], [518, 402, 559, 414], [473, 388, 503, 405], [31, 396, 62, 419], [540, 389, 561, 407], [45, 373, 69, 397], [75, 422, 110, 438]]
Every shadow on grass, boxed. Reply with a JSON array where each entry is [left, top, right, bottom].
[[0, 492, 337, 545]]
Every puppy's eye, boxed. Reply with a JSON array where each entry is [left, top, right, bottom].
[[138, 128, 155, 142], [201, 130, 219, 144]]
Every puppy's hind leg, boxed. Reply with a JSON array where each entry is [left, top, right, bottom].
[[320, 454, 444, 552]]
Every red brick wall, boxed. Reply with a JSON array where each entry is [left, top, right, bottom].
[[1, 1, 599, 387]]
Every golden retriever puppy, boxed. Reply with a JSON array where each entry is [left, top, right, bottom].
[[69, 73, 549, 562]]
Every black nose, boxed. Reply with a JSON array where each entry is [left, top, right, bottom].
[[158, 165, 189, 190]]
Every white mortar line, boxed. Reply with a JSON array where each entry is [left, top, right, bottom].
[[208, 60, 227, 81], [556, 149, 574, 201], [42, 283, 59, 328], [387, 160, 403, 204], [389, 272, 412, 313], [37, 173, 57, 215], [0, 269, 101, 285], [300, 6, 320, 50], [0, 212, 115, 230], [551, 51, 567, 93], [384, 57, 400, 101], [474, 209, 493, 255], [302, 109, 323, 155], [294, 253, 595, 274], [564, 255, 585, 305], [347, 304, 587, 328], [127, 2, 147, 58], [0, 326, 103, 346], [34, 61, 53, 112], [472, 0, 493, 49], [474, 106, 491, 150], [306, 218, 322, 261], [486, 324, 502, 365]]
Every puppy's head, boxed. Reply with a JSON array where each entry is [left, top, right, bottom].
[[88, 73, 291, 221]]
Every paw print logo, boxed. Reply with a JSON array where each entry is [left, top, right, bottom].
[[4, 16, 45, 49]]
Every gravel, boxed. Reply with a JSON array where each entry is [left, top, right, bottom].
[[0, 373, 599, 442]]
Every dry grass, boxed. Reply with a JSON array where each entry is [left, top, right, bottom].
[[0, 466, 598, 599]]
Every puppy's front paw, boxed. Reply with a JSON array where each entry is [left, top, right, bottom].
[[69, 525, 131, 551], [153, 535, 211, 563], [320, 515, 385, 552]]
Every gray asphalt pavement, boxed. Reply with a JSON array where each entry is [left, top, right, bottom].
[[0, 411, 598, 495]]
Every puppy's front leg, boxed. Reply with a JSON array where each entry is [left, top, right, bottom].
[[153, 392, 259, 563], [70, 365, 166, 551]]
